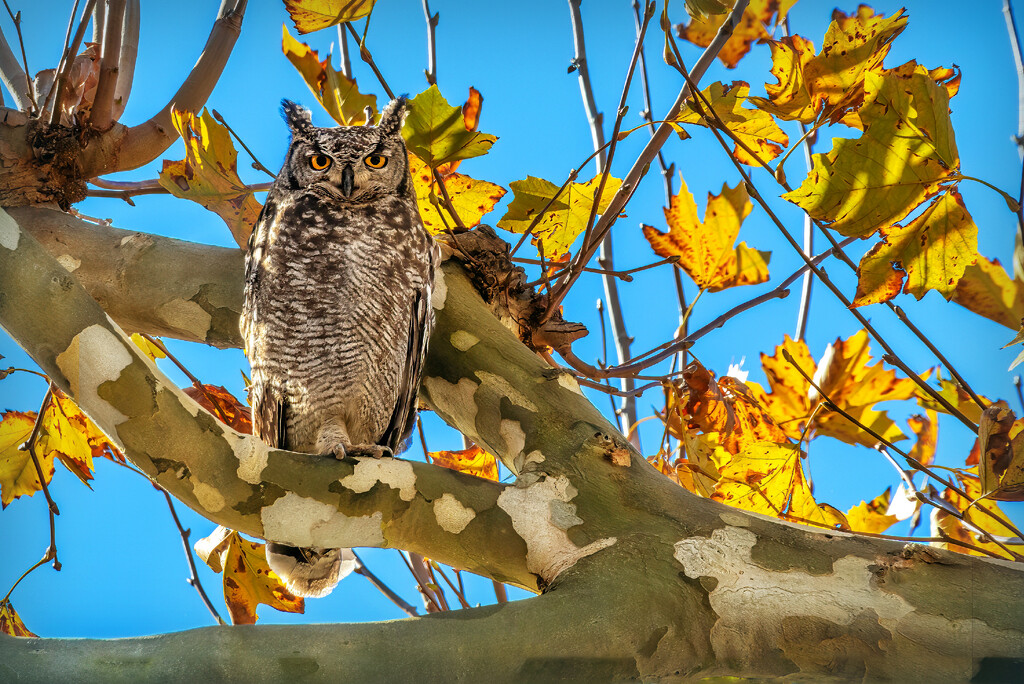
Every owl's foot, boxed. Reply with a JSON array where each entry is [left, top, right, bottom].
[[330, 444, 393, 460]]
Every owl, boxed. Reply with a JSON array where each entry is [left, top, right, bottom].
[[242, 98, 436, 598]]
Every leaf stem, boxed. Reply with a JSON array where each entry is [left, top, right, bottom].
[[160, 488, 226, 625]]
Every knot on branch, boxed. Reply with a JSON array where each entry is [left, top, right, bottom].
[[439, 225, 588, 354], [0, 117, 90, 209], [30, 124, 88, 210]]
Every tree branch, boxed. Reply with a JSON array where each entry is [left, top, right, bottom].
[[89, 0, 127, 131], [0, 20, 28, 110]]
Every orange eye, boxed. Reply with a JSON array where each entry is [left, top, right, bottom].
[[364, 154, 388, 169], [310, 154, 332, 170]]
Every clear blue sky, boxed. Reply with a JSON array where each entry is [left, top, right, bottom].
[[1, 0, 1021, 636]]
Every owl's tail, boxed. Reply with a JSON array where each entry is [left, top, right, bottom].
[[265, 543, 356, 598]]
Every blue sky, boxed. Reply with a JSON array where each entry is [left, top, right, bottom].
[[2, 0, 1022, 636]]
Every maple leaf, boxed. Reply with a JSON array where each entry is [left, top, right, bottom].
[[0, 600, 37, 638], [129, 333, 167, 362], [408, 153, 506, 235], [0, 411, 52, 508], [759, 332, 917, 448], [934, 468, 1024, 560], [952, 254, 1024, 330], [195, 527, 306, 625], [750, 6, 908, 124], [673, 81, 789, 165], [429, 444, 498, 481], [712, 441, 847, 529], [664, 361, 788, 455], [36, 390, 95, 486], [782, 67, 958, 239], [914, 376, 991, 428], [158, 108, 262, 248], [282, 26, 377, 126], [496, 174, 623, 260], [676, 429, 726, 497], [845, 487, 899, 534], [841, 60, 961, 130], [907, 410, 938, 468], [404, 85, 497, 168], [183, 385, 252, 434], [978, 407, 1024, 501], [675, 0, 796, 69], [642, 179, 770, 292], [284, 0, 376, 34], [853, 189, 978, 306]]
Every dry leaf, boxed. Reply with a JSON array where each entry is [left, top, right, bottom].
[[429, 444, 499, 481]]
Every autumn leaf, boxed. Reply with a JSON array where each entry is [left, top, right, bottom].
[[676, 429, 726, 497], [846, 487, 899, 534], [642, 179, 770, 292], [840, 60, 961, 130], [782, 67, 958, 239], [914, 375, 990, 427], [673, 81, 789, 165], [952, 254, 1024, 330], [183, 385, 252, 434], [759, 332, 917, 448], [907, 410, 938, 468], [496, 174, 622, 260], [429, 444, 498, 481], [0, 411, 51, 508], [404, 85, 497, 168], [130, 333, 167, 362], [853, 189, 978, 306], [195, 527, 305, 625], [282, 25, 377, 126], [36, 390, 95, 486], [750, 6, 908, 124], [408, 154, 506, 235], [676, 0, 796, 69], [978, 406, 1024, 501], [284, 0, 376, 34], [0, 600, 37, 637], [934, 468, 1024, 560], [158, 108, 262, 248]]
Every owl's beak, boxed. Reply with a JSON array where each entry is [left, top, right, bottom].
[[340, 164, 355, 197]]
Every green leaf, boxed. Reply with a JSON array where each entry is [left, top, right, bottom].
[[403, 85, 497, 168]]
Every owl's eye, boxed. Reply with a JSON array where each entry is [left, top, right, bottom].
[[310, 154, 332, 170], [364, 154, 388, 169]]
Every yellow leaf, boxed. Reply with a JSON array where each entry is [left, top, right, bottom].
[[36, 390, 95, 486], [853, 189, 978, 306], [978, 406, 1024, 501], [915, 376, 990, 428], [130, 333, 166, 361], [676, 0, 794, 69], [0, 411, 51, 508], [0, 600, 37, 637], [782, 68, 958, 238], [408, 154, 506, 235], [158, 109, 263, 248], [497, 174, 622, 260], [846, 487, 900, 534], [282, 25, 377, 126], [677, 429, 725, 497], [674, 81, 789, 165], [841, 60, 961, 130], [750, 6, 908, 124], [429, 444, 498, 481], [907, 410, 938, 468], [284, 0, 376, 34], [404, 85, 497, 168], [952, 254, 1024, 330], [642, 179, 770, 291], [934, 468, 1024, 560]]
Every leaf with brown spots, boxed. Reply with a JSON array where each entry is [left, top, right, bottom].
[[195, 527, 304, 624], [914, 376, 991, 427], [429, 444, 498, 481], [979, 406, 1024, 502], [0, 411, 51, 508], [158, 109, 262, 248], [676, 0, 796, 69], [642, 179, 770, 292], [409, 153, 506, 235], [284, 0, 376, 34], [759, 331, 917, 448], [404, 85, 498, 168], [952, 254, 1024, 330], [183, 385, 252, 434], [673, 81, 790, 166], [934, 468, 1024, 560], [845, 487, 900, 534], [0, 600, 36, 637], [676, 429, 726, 497], [282, 26, 377, 126]]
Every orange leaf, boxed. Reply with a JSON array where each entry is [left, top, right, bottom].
[[0, 411, 52, 508], [183, 385, 252, 434], [676, 0, 793, 69], [845, 487, 900, 534], [429, 444, 498, 481], [642, 179, 770, 292], [907, 410, 938, 468], [0, 600, 37, 637]]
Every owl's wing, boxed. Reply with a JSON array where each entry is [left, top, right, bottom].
[[379, 286, 432, 454]]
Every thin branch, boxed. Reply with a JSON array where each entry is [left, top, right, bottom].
[[345, 23, 395, 100], [139, 334, 233, 426], [794, 123, 817, 341], [351, 550, 419, 618], [431, 563, 470, 609], [492, 580, 508, 604], [0, 4, 31, 110], [212, 110, 275, 177], [90, 0, 126, 130], [42, 0, 81, 115], [87, 179, 272, 204], [422, 0, 438, 85], [632, 0, 674, 204], [49, 0, 97, 126], [336, 23, 352, 78], [112, 0, 139, 117], [160, 488, 226, 626]]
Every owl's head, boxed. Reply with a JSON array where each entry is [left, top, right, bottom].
[[279, 98, 411, 204]]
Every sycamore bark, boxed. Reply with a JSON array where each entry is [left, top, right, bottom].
[[1, 206, 1022, 682]]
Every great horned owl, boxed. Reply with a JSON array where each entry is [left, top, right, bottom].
[[242, 98, 436, 598]]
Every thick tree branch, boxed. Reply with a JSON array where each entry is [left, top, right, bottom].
[[89, 0, 127, 131], [0, 24, 28, 110]]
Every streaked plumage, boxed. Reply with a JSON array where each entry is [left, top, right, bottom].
[[242, 98, 436, 598]]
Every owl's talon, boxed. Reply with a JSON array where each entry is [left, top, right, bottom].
[[346, 444, 393, 459]]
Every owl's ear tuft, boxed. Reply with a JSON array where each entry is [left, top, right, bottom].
[[377, 96, 408, 138], [281, 99, 314, 135]]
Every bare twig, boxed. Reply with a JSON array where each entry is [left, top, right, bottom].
[[336, 23, 352, 78], [345, 23, 395, 100], [422, 0, 438, 85], [794, 124, 817, 341], [0, 4, 31, 110], [212, 109, 275, 177], [90, 0, 127, 130], [112, 0, 139, 115], [492, 580, 508, 604], [431, 563, 470, 609], [404, 551, 446, 612], [139, 334, 234, 426], [160, 488, 226, 625], [87, 179, 272, 204], [49, 0, 97, 126], [632, 0, 674, 204], [352, 550, 419, 617]]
